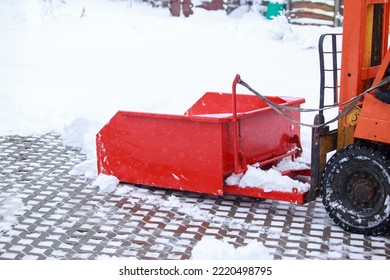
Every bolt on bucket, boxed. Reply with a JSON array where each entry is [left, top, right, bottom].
[[96, 75, 309, 203]]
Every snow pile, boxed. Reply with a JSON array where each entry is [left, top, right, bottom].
[[225, 158, 310, 193], [92, 174, 120, 194], [191, 236, 273, 260], [267, 15, 297, 41], [228, 4, 252, 19], [0, 196, 26, 233], [267, 15, 317, 50], [61, 118, 121, 193], [61, 118, 102, 157], [272, 157, 310, 172], [61, 118, 102, 179]]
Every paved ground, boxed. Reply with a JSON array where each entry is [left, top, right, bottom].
[[0, 133, 389, 260]]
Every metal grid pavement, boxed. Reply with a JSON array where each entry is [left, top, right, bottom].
[[0, 133, 389, 260]]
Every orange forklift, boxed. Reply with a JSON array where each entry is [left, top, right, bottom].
[[96, 0, 390, 236], [307, 0, 390, 235]]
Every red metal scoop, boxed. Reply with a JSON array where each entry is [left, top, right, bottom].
[[96, 75, 310, 204]]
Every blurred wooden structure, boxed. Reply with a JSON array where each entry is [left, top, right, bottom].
[[261, 0, 343, 27]]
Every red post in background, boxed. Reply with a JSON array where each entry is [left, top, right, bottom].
[[169, 0, 193, 17]]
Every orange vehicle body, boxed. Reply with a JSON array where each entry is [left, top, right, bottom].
[[338, 0, 390, 146]]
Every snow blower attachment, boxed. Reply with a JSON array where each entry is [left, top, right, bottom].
[[96, 74, 311, 204]]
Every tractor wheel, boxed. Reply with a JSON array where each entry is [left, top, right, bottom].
[[321, 144, 390, 235]]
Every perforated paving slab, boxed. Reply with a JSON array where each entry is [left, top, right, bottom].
[[0, 133, 389, 260]]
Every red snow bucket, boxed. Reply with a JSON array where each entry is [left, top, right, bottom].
[[96, 75, 309, 204]]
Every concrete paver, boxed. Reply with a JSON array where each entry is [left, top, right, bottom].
[[0, 133, 389, 260]]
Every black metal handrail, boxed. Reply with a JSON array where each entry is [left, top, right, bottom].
[[318, 33, 342, 120]]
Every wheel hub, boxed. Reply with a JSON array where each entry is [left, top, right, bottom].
[[350, 178, 375, 203], [346, 171, 381, 211]]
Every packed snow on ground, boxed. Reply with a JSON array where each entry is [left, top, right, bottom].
[[0, 195, 26, 233], [191, 236, 273, 260], [0, 0, 342, 259]]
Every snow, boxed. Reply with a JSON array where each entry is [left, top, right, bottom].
[[0, 196, 26, 233], [225, 162, 310, 193], [92, 173, 120, 194], [191, 236, 273, 260], [62, 117, 101, 178], [268, 0, 287, 4], [228, 4, 252, 19], [0, 0, 346, 260], [272, 157, 309, 172]]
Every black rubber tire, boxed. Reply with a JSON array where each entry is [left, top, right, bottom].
[[321, 144, 390, 235]]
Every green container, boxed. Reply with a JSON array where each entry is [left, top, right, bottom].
[[266, 2, 286, 20]]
